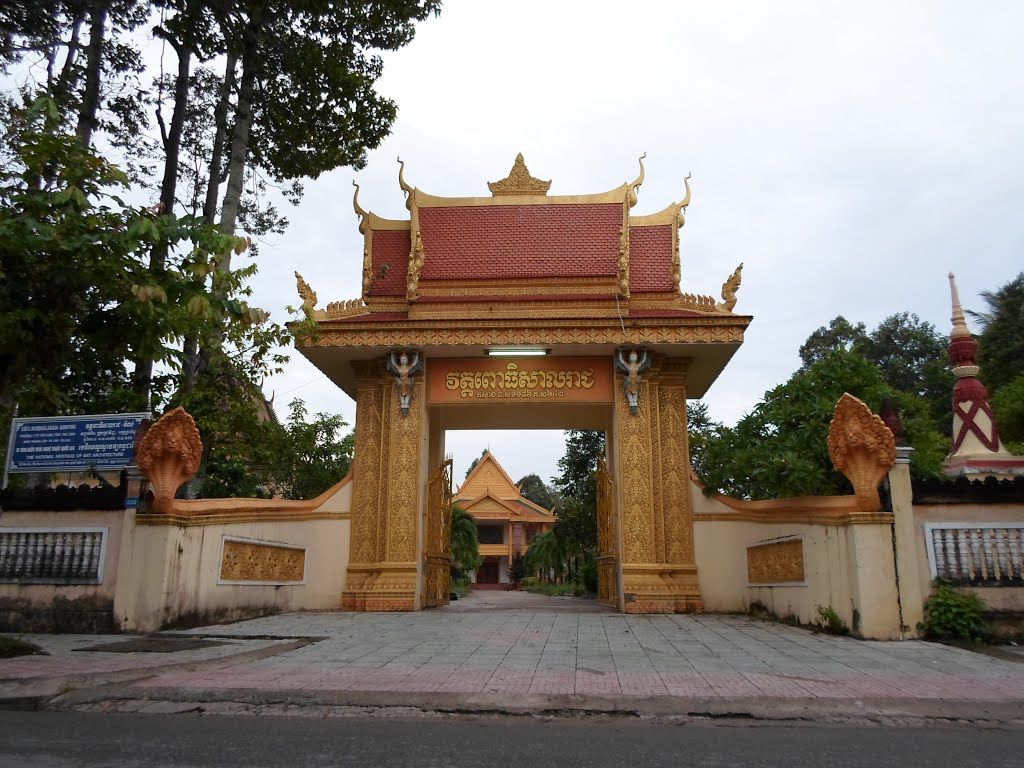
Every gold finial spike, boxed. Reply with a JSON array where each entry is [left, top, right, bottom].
[[294, 271, 317, 312], [674, 173, 693, 229], [488, 153, 552, 196], [352, 180, 369, 234], [627, 153, 647, 208], [397, 156, 414, 210], [680, 172, 692, 210], [948, 272, 971, 338]]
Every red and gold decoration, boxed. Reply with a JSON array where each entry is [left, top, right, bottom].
[[296, 155, 754, 613]]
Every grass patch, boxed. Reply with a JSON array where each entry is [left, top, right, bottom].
[[0, 636, 46, 658], [522, 579, 589, 598]]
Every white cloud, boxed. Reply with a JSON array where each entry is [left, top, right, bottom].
[[254, 0, 1024, 479]]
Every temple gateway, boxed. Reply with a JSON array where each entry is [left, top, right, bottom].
[[295, 154, 750, 613], [3, 155, 1022, 638]]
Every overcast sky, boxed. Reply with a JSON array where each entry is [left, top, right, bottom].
[[245, 1, 1024, 486]]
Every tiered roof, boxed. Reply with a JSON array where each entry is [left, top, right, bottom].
[[296, 154, 751, 398], [328, 154, 741, 319]]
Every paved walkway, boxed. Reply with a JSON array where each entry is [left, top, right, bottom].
[[142, 591, 1023, 701], [3, 591, 1024, 720]]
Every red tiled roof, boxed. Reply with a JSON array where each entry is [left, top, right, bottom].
[[629, 225, 674, 293], [418, 203, 622, 281], [368, 230, 410, 296], [414, 293, 619, 303]]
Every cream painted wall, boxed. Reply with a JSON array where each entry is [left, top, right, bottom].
[[692, 487, 902, 638], [0, 508, 129, 609], [114, 480, 353, 632], [912, 502, 1024, 612]]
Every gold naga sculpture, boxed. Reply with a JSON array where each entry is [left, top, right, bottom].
[[136, 407, 204, 514], [827, 393, 897, 512], [294, 271, 318, 313], [716, 263, 743, 313]]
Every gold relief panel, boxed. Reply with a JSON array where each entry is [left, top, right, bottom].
[[746, 538, 805, 585], [219, 537, 306, 584]]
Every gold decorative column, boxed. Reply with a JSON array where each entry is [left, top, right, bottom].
[[613, 357, 702, 613], [341, 359, 425, 611]]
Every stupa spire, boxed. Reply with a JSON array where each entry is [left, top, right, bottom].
[[942, 273, 1024, 478], [948, 272, 971, 339]]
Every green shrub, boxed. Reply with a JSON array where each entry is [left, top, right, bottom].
[[580, 553, 598, 593], [451, 575, 472, 598], [919, 583, 990, 642], [814, 605, 849, 635]]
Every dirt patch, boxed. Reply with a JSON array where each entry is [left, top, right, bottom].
[[74, 636, 227, 654], [0, 636, 47, 658]]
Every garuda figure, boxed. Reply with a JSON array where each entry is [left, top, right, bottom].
[[387, 350, 422, 416], [614, 347, 651, 415]]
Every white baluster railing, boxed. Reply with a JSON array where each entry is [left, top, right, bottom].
[[0, 528, 106, 583], [925, 523, 1024, 585]]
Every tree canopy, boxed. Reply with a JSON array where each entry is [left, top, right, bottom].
[[974, 272, 1024, 449], [975, 272, 1024, 393], [0, 1, 439, 496], [698, 349, 947, 500], [516, 473, 556, 510]]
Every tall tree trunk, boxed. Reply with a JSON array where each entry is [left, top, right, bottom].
[[180, 50, 238, 395], [203, 50, 237, 226], [131, 27, 194, 404], [217, 42, 257, 246], [75, 1, 108, 147], [50, 13, 84, 101]]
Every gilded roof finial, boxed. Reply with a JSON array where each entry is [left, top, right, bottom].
[[680, 172, 692, 210], [948, 272, 971, 339], [352, 180, 369, 235], [488, 153, 552, 196], [397, 156, 414, 210], [294, 271, 317, 312], [675, 173, 693, 228], [627, 153, 647, 208]]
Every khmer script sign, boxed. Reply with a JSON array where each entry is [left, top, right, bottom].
[[6, 413, 149, 473], [427, 357, 613, 404]]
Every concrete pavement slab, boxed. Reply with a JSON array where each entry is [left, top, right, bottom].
[[5, 590, 1024, 722]]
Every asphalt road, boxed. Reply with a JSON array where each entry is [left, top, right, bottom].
[[1, 711, 1023, 767]]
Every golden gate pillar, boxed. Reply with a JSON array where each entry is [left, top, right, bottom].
[[614, 357, 702, 613], [341, 359, 426, 611]]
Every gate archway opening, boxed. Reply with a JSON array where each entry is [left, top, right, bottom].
[[442, 427, 608, 608]]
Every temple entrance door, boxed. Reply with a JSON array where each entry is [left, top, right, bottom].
[[423, 458, 454, 607], [596, 456, 621, 610], [477, 559, 500, 585]]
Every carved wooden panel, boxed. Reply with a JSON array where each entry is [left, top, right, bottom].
[[746, 539, 804, 585], [220, 539, 305, 583], [423, 459, 453, 607], [596, 457, 619, 608]]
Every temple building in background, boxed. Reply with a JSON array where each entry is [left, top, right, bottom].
[[453, 451, 555, 587]]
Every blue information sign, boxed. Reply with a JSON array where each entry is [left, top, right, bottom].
[[6, 413, 149, 473]]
